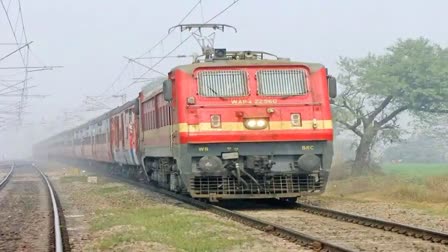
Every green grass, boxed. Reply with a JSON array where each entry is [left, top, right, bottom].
[[63, 177, 254, 251], [382, 163, 448, 178], [93, 185, 126, 195], [59, 175, 87, 183], [326, 163, 448, 216], [92, 208, 249, 251], [326, 162, 448, 217]]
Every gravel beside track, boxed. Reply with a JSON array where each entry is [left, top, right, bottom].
[[0, 164, 51, 251], [238, 208, 448, 252], [305, 197, 448, 233]]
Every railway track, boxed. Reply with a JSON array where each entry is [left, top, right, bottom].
[[0, 162, 67, 252], [105, 173, 354, 252], [221, 198, 448, 251], [0, 162, 14, 189], [34, 164, 66, 252], [293, 201, 448, 245]]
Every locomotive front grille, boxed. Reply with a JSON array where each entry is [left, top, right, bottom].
[[190, 175, 323, 197]]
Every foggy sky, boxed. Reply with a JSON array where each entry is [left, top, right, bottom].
[[1, 0, 447, 158]]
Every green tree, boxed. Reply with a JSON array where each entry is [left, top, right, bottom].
[[333, 38, 448, 174]]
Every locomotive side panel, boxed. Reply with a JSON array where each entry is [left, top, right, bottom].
[[141, 93, 173, 157]]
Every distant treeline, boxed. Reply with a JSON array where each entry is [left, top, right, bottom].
[[382, 135, 448, 163]]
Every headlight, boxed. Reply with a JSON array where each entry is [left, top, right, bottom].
[[256, 119, 266, 127], [244, 118, 268, 130]]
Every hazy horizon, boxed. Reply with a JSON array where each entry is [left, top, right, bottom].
[[1, 0, 448, 158]]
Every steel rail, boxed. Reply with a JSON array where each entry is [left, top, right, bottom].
[[110, 175, 356, 252], [34, 165, 63, 252], [0, 163, 14, 189], [294, 202, 448, 245]]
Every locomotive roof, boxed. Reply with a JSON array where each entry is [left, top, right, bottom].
[[172, 59, 324, 74]]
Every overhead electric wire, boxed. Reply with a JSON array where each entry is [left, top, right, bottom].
[[0, 41, 32, 62], [1, 0, 26, 65], [17, 0, 28, 43], [0, 79, 30, 92], [116, 0, 241, 93], [18, 0, 30, 123], [1, 0, 31, 124], [0, 85, 37, 96], [98, 0, 203, 97], [136, 0, 202, 59], [204, 0, 239, 23], [123, 57, 166, 76]]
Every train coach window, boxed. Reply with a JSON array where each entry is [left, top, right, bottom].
[[197, 70, 248, 97], [257, 69, 308, 96]]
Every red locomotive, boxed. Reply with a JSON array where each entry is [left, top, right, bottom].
[[34, 25, 336, 201]]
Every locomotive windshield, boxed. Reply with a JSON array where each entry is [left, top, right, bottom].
[[257, 69, 308, 96], [198, 70, 248, 97]]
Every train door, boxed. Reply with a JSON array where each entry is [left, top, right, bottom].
[[110, 117, 116, 162], [107, 119, 111, 162], [90, 124, 94, 160], [92, 124, 97, 160], [125, 107, 138, 166], [120, 113, 124, 150], [130, 108, 140, 165], [124, 109, 131, 165]]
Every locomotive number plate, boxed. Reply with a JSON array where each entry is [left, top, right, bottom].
[[222, 152, 239, 160]]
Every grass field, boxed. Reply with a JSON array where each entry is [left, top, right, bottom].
[[326, 162, 448, 216], [55, 173, 299, 251], [61, 178, 252, 251], [382, 163, 448, 177]]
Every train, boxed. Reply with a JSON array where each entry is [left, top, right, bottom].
[[33, 49, 337, 202]]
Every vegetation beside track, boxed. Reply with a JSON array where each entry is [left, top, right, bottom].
[[382, 163, 448, 177], [325, 163, 448, 216], [55, 168, 304, 252]]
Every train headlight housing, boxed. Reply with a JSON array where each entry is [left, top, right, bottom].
[[187, 96, 196, 105], [244, 118, 268, 130], [290, 113, 302, 127], [210, 114, 221, 128]]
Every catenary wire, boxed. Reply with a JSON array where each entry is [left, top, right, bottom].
[[116, 0, 241, 93]]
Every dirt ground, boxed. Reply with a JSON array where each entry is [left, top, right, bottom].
[[42, 162, 312, 252], [0, 165, 51, 252]]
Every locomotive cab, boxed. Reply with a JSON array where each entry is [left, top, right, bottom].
[[155, 50, 335, 200]]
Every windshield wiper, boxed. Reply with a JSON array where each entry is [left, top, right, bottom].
[[206, 85, 218, 95], [205, 85, 229, 100]]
